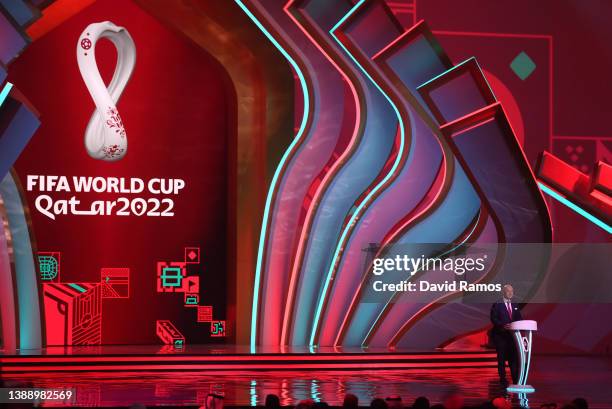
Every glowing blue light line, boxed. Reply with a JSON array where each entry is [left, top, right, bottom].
[[514, 331, 526, 385], [416, 57, 495, 99], [0, 82, 13, 107], [250, 380, 257, 406], [309, 0, 407, 346], [68, 283, 87, 293], [538, 182, 611, 233], [524, 330, 533, 385], [234, 0, 311, 351], [310, 379, 320, 402]]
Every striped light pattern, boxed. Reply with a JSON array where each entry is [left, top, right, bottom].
[[243, 0, 554, 349]]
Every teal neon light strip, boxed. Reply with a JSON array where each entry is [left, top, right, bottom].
[[514, 331, 526, 385], [417, 57, 495, 99], [0, 82, 13, 107], [233, 0, 311, 350], [538, 182, 612, 233], [68, 283, 87, 293], [311, 379, 320, 402], [309, 0, 407, 346], [250, 380, 257, 406], [524, 331, 533, 384]]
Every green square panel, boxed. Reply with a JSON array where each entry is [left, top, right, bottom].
[[510, 51, 536, 80], [161, 267, 183, 287]]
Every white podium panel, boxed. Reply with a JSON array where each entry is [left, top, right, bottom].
[[507, 320, 537, 393]]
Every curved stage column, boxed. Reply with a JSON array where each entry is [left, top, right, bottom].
[[0, 171, 42, 350], [327, 2, 484, 348], [278, 0, 400, 347], [391, 101, 553, 348], [241, 0, 361, 347]]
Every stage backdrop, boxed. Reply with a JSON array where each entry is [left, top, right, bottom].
[[1, 0, 610, 354], [7, 0, 236, 346]]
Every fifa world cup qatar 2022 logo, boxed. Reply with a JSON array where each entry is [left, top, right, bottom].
[[77, 21, 136, 161]]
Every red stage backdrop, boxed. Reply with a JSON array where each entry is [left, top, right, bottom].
[[8, 0, 236, 345], [3, 0, 610, 355]]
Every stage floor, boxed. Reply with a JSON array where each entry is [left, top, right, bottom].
[[1, 344, 494, 355], [0, 346, 610, 408], [0, 345, 497, 372]]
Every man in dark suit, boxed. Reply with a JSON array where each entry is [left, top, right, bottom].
[[490, 284, 522, 386]]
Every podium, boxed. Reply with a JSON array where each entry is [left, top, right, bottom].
[[507, 320, 537, 393]]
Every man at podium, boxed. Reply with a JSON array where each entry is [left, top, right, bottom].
[[490, 284, 522, 386]]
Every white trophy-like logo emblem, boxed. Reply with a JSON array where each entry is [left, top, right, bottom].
[[77, 21, 135, 161]]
